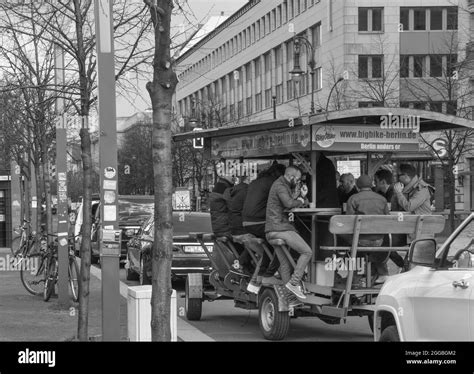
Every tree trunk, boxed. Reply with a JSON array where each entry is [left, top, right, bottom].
[[43, 154, 53, 245], [24, 173, 31, 224], [146, 0, 178, 342], [447, 159, 456, 234], [78, 125, 93, 341], [35, 161, 43, 251]]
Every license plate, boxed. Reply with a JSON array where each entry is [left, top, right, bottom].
[[183, 245, 212, 253]]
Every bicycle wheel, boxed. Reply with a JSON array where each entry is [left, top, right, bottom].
[[20, 253, 47, 295], [43, 258, 57, 302], [68, 256, 79, 302]]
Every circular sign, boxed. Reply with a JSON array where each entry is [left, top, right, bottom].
[[431, 138, 447, 158], [313, 126, 336, 148], [104, 167, 116, 179], [104, 190, 116, 204]]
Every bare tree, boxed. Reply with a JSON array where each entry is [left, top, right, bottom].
[[403, 31, 474, 232], [144, 0, 178, 341], [347, 34, 400, 107]]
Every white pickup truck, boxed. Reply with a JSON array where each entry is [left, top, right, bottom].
[[374, 213, 474, 341]]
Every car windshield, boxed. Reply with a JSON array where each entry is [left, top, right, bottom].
[[439, 217, 474, 260], [118, 197, 154, 225]]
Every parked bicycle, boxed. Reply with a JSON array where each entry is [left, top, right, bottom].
[[10, 219, 49, 295], [43, 235, 80, 302]]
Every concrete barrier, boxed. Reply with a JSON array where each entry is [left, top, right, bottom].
[[127, 286, 177, 341]]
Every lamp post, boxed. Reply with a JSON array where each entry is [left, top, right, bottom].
[[289, 36, 316, 115]]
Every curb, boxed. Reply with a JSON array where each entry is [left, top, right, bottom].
[[87, 261, 214, 342]]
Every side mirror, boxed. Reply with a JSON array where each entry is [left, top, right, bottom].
[[409, 239, 437, 267]]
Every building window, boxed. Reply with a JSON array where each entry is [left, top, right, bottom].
[[359, 55, 383, 79], [289, 0, 294, 19], [255, 59, 261, 78], [287, 80, 294, 100], [359, 56, 368, 78], [246, 97, 252, 115], [275, 46, 283, 68], [264, 52, 272, 78], [359, 102, 383, 108], [283, 1, 288, 23], [413, 102, 426, 110], [312, 67, 322, 90], [430, 8, 442, 30], [430, 55, 443, 77], [400, 8, 409, 31], [448, 54, 458, 77], [429, 102, 443, 112], [359, 8, 383, 32], [372, 56, 383, 78], [414, 9, 426, 30], [265, 89, 272, 108], [400, 101, 410, 108], [372, 8, 383, 32], [295, 0, 300, 15], [414, 55, 425, 77], [447, 7, 458, 30], [237, 101, 243, 119], [229, 104, 235, 121], [277, 5, 282, 27], [447, 101, 457, 115], [272, 10, 276, 31], [255, 93, 262, 112], [276, 84, 283, 104], [312, 23, 321, 48], [400, 55, 409, 78]]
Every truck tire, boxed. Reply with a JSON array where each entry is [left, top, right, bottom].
[[258, 288, 290, 341], [185, 274, 203, 321], [379, 325, 400, 342]]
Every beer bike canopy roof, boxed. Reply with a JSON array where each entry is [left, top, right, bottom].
[[173, 108, 474, 159]]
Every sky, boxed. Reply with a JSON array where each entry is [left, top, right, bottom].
[[115, 0, 248, 118]]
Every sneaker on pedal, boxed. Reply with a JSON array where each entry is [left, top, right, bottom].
[[285, 282, 306, 299]]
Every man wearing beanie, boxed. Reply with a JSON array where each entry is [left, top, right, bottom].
[[345, 174, 390, 284]]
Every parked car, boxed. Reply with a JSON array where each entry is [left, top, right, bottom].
[[375, 213, 474, 341], [75, 195, 154, 264], [126, 211, 213, 284]]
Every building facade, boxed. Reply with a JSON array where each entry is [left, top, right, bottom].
[[174, 0, 474, 211]]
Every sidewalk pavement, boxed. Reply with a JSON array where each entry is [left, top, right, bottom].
[[0, 248, 213, 342]]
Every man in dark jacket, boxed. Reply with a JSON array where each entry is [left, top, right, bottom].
[[224, 177, 248, 235], [374, 168, 395, 204], [337, 173, 358, 206], [209, 175, 234, 237], [266, 166, 311, 299], [242, 164, 285, 278], [316, 153, 340, 208]]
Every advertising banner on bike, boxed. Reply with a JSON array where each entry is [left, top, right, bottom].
[[311, 125, 420, 152]]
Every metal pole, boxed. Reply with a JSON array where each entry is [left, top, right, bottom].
[[54, 44, 69, 306], [94, 0, 120, 341], [272, 95, 277, 119], [310, 70, 315, 115]]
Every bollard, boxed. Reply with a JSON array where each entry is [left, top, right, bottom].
[[127, 286, 177, 341]]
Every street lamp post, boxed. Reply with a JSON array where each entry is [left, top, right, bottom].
[[289, 36, 316, 115]]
